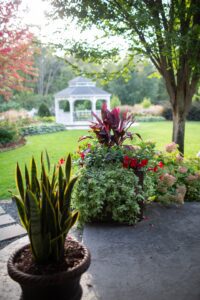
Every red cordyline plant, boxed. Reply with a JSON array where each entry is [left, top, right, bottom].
[[79, 103, 140, 146]]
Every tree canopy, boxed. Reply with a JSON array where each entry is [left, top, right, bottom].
[[50, 0, 200, 154], [0, 0, 37, 100]]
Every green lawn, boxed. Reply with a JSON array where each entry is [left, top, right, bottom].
[[0, 121, 199, 200]]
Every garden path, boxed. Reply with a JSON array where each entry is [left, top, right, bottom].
[[0, 205, 26, 243]]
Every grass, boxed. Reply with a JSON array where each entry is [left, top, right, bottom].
[[0, 121, 200, 200]]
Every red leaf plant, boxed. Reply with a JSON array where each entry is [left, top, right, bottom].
[[79, 103, 141, 147]]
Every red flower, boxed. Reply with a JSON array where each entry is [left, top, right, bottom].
[[141, 159, 148, 167], [130, 158, 138, 168], [59, 158, 65, 165], [158, 161, 164, 168], [153, 166, 158, 172], [87, 143, 92, 148], [123, 156, 130, 168], [80, 152, 85, 160]]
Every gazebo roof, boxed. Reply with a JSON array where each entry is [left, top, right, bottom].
[[55, 76, 111, 98]]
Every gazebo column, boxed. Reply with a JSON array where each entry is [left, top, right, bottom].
[[55, 98, 60, 123], [106, 97, 111, 110], [92, 97, 97, 120], [69, 98, 74, 124]]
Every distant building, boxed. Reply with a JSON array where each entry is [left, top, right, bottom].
[[55, 76, 111, 126]]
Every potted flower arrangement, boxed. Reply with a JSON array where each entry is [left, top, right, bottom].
[[7, 152, 91, 300], [73, 104, 155, 224]]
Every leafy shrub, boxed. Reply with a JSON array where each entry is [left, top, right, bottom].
[[141, 97, 151, 108], [20, 124, 66, 136], [38, 103, 51, 117], [111, 95, 121, 108], [0, 100, 21, 112], [0, 122, 20, 145], [37, 116, 55, 123], [73, 164, 143, 225], [135, 116, 165, 122], [12, 93, 53, 110], [162, 103, 173, 120], [187, 102, 200, 121]]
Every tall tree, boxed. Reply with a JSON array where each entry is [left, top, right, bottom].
[[0, 0, 37, 100], [50, 0, 200, 154]]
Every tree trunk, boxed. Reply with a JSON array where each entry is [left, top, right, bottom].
[[172, 110, 186, 155]]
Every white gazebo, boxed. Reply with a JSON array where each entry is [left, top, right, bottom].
[[55, 76, 111, 126]]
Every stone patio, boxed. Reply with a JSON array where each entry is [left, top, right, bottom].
[[0, 203, 200, 300]]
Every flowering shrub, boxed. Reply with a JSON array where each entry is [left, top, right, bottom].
[[152, 144, 200, 204]]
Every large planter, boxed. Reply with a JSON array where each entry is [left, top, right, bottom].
[[7, 240, 91, 300]]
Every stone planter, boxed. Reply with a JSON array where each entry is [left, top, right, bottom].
[[7, 241, 91, 300]]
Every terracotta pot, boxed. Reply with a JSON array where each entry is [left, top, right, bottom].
[[7, 241, 91, 300]]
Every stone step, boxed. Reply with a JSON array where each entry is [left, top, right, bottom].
[[0, 224, 26, 242], [0, 214, 15, 226], [0, 207, 5, 215]]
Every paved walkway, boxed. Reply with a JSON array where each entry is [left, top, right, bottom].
[[0, 203, 200, 300], [0, 205, 26, 245]]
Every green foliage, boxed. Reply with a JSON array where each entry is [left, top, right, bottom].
[[111, 95, 121, 108], [59, 101, 70, 112], [38, 103, 51, 117], [187, 102, 200, 121], [12, 93, 54, 111], [0, 122, 20, 145], [141, 97, 151, 109], [162, 102, 200, 121], [13, 153, 79, 263], [73, 164, 142, 225], [37, 116, 55, 123], [20, 124, 66, 136], [135, 116, 165, 122], [0, 100, 21, 112]]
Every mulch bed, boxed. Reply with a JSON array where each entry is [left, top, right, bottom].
[[0, 137, 26, 152], [14, 239, 85, 275]]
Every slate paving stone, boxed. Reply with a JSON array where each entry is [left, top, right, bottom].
[[0, 224, 26, 242], [0, 214, 15, 226], [82, 203, 200, 300], [0, 206, 5, 215]]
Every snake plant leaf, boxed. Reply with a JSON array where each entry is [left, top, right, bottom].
[[42, 184, 57, 238], [12, 195, 28, 230], [69, 210, 79, 228], [45, 149, 51, 173], [26, 190, 44, 261], [65, 154, 71, 184], [16, 163, 24, 201], [31, 157, 38, 193], [63, 176, 78, 212], [25, 164, 30, 189], [59, 165, 64, 208], [51, 165, 57, 190]]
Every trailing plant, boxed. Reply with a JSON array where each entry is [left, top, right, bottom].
[[73, 163, 145, 225], [12, 153, 79, 264], [79, 103, 141, 147]]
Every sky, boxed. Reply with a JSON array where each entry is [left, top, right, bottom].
[[18, 0, 128, 56]]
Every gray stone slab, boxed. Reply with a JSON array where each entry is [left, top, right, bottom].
[[0, 214, 15, 226], [82, 203, 200, 300], [0, 224, 26, 242], [0, 206, 5, 215]]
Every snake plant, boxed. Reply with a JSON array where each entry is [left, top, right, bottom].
[[12, 152, 79, 264]]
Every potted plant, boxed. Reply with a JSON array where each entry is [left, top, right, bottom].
[[74, 104, 155, 224], [7, 152, 91, 300]]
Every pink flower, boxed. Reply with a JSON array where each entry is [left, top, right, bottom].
[[165, 142, 178, 153], [178, 166, 188, 174], [176, 154, 183, 162], [161, 173, 176, 187], [186, 174, 198, 182]]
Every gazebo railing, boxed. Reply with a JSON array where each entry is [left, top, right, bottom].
[[73, 110, 92, 121]]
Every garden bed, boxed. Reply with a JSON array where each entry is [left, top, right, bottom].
[[0, 137, 26, 152]]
